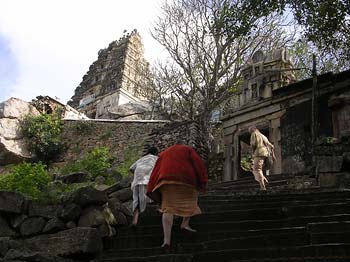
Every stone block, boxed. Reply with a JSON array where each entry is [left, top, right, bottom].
[[62, 186, 108, 207], [28, 202, 63, 219], [0, 191, 27, 214], [20, 217, 46, 237], [316, 156, 343, 172], [0, 215, 16, 237], [25, 227, 103, 256]]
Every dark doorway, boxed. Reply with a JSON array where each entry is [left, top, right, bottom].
[[238, 127, 269, 179]]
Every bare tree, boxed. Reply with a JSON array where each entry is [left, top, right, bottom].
[[150, 0, 298, 151]]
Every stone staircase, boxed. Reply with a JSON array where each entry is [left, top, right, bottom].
[[92, 175, 350, 262]]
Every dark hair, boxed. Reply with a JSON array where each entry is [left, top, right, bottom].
[[146, 146, 158, 156]]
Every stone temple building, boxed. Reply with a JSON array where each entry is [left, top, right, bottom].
[[221, 48, 350, 181], [68, 30, 151, 119]]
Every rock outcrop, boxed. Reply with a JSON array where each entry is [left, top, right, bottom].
[[0, 97, 39, 165]]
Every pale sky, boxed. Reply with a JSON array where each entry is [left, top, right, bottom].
[[0, 0, 166, 104]]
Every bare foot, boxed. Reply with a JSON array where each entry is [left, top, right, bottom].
[[181, 226, 197, 232]]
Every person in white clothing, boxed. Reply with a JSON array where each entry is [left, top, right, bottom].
[[129, 146, 158, 226]]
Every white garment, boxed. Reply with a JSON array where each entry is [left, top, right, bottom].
[[130, 154, 158, 190]]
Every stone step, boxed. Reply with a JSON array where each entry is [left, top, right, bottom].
[[190, 243, 350, 262], [311, 232, 350, 244], [116, 214, 350, 237], [101, 230, 308, 259], [93, 253, 193, 262], [138, 202, 350, 225], [94, 244, 350, 262], [107, 227, 306, 250], [227, 257, 350, 262], [208, 174, 297, 188], [202, 189, 350, 200], [308, 221, 350, 233]]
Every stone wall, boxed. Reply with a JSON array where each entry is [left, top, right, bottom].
[[59, 119, 221, 181], [59, 120, 168, 166]]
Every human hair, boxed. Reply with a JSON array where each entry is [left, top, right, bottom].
[[248, 125, 257, 133], [146, 146, 158, 156]]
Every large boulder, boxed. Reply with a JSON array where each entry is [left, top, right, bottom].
[[25, 227, 103, 256], [62, 187, 108, 207], [0, 191, 28, 214], [0, 97, 39, 119], [28, 202, 63, 219], [0, 215, 16, 237], [0, 97, 40, 165], [20, 217, 47, 237]]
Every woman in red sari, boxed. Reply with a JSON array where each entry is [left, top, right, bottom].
[[147, 142, 208, 248]]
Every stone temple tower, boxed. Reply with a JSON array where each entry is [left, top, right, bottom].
[[68, 29, 151, 119]]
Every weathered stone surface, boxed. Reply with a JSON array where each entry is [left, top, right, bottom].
[[0, 215, 16, 237], [20, 217, 46, 237], [43, 217, 66, 234], [0, 97, 39, 119], [119, 175, 133, 188], [109, 188, 132, 202], [0, 237, 10, 257], [316, 155, 343, 172], [28, 202, 62, 219], [56, 172, 88, 184], [0, 119, 21, 140], [108, 197, 132, 217], [58, 203, 81, 222], [63, 187, 108, 207], [78, 206, 105, 227], [10, 214, 27, 229], [0, 98, 40, 165], [25, 227, 103, 256], [4, 248, 74, 262], [66, 221, 76, 229], [104, 182, 123, 196], [0, 137, 33, 166], [0, 191, 27, 214]]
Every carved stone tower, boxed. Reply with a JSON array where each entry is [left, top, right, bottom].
[[68, 30, 151, 118]]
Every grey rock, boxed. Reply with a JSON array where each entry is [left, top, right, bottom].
[[104, 182, 123, 196], [28, 202, 62, 219], [10, 214, 27, 229], [94, 176, 105, 185], [0, 191, 27, 214], [43, 218, 66, 234], [0, 97, 39, 119], [108, 198, 132, 217], [56, 172, 88, 184], [0, 215, 16, 237], [20, 217, 46, 237], [62, 186, 108, 207], [65, 221, 76, 229], [58, 203, 81, 222], [0, 237, 10, 257], [316, 155, 344, 172], [78, 206, 105, 227], [109, 188, 132, 202], [25, 227, 103, 256]]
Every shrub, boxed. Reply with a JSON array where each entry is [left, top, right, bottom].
[[241, 154, 252, 172], [0, 162, 51, 199], [21, 113, 64, 162], [61, 147, 114, 180], [115, 146, 141, 177]]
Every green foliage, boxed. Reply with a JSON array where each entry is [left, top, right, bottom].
[[115, 146, 141, 177], [21, 113, 64, 162], [0, 162, 51, 199], [241, 154, 252, 172], [61, 147, 114, 180]]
